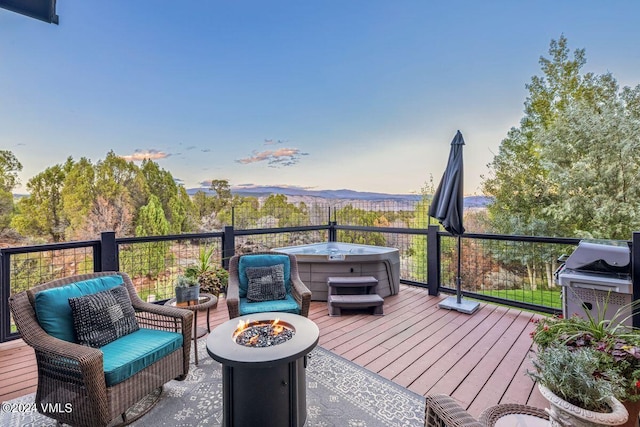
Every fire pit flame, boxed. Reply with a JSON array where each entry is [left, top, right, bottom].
[[233, 317, 295, 347]]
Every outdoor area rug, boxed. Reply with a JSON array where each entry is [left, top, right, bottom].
[[1, 339, 425, 426]]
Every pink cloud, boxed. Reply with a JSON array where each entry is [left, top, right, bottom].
[[120, 149, 169, 162]]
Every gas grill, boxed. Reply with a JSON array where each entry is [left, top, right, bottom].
[[556, 240, 633, 326]]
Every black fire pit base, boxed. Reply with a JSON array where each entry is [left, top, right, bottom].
[[207, 313, 320, 427], [222, 356, 307, 427]]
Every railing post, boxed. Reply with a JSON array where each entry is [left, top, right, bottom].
[[223, 226, 235, 270], [632, 232, 640, 328], [427, 225, 441, 296], [328, 221, 337, 242], [100, 231, 119, 272], [0, 250, 9, 342]]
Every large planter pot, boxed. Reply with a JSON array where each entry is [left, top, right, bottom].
[[621, 400, 640, 427], [175, 285, 200, 303], [539, 384, 629, 427]]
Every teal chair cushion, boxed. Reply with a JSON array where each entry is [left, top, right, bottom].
[[34, 275, 124, 343], [238, 254, 291, 298], [239, 294, 300, 316], [101, 328, 183, 386]]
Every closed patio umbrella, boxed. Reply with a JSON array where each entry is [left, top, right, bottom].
[[429, 130, 479, 314]]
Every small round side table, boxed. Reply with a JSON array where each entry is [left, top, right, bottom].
[[165, 293, 218, 365], [479, 404, 548, 427]]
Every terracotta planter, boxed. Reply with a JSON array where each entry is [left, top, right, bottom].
[[539, 383, 629, 427], [621, 400, 640, 427]]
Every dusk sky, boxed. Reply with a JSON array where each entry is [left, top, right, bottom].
[[1, 1, 639, 196]]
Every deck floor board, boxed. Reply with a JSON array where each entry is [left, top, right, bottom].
[[0, 284, 544, 418]]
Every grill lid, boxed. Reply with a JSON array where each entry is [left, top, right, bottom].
[[564, 240, 630, 274]]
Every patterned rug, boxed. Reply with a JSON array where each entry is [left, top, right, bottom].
[[1, 339, 425, 426]]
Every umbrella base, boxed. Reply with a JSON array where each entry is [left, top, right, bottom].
[[438, 296, 480, 314]]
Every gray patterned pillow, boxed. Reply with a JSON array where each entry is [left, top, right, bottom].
[[246, 264, 286, 302], [68, 285, 139, 348]]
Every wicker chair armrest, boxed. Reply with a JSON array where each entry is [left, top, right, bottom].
[[226, 274, 241, 319], [425, 394, 484, 427], [478, 403, 548, 426], [290, 276, 312, 317]]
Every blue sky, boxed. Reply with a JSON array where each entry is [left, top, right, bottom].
[[1, 1, 639, 195]]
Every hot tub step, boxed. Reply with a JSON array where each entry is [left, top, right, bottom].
[[327, 276, 379, 288], [327, 276, 383, 316], [327, 294, 384, 316]]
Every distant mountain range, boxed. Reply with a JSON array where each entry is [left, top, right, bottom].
[[186, 185, 491, 209]]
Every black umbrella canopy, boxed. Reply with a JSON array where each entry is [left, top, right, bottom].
[[428, 130, 465, 236]]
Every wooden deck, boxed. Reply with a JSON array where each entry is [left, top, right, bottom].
[[0, 284, 547, 418]]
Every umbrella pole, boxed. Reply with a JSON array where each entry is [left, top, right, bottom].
[[456, 235, 462, 304]]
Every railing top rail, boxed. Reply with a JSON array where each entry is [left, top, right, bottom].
[[0, 239, 100, 255], [115, 231, 225, 244], [234, 225, 329, 236]]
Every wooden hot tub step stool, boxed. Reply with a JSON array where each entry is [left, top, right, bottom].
[[327, 276, 384, 317]]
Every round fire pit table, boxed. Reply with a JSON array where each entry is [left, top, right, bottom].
[[165, 293, 218, 365], [207, 312, 319, 427]]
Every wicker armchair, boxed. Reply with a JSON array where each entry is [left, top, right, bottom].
[[226, 252, 311, 319], [9, 272, 193, 427], [424, 395, 549, 427], [425, 395, 484, 427]]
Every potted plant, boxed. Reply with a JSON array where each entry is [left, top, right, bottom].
[[174, 274, 200, 303], [197, 265, 229, 298], [185, 245, 229, 297], [530, 297, 640, 426], [185, 246, 215, 281], [529, 344, 628, 426]]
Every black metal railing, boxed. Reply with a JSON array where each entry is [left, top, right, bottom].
[[2, 210, 639, 342]]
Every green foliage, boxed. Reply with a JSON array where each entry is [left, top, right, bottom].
[[334, 205, 386, 246], [477, 289, 561, 308], [61, 157, 96, 240], [174, 274, 198, 288], [539, 91, 640, 239], [12, 164, 67, 241], [133, 195, 171, 277], [0, 151, 22, 230], [528, 345, 625, 412], [261, 194, 310, 227], [0, 150, 23, 193], [209, 179, 232, 213], [531, 296, 640, 402], [197, 266, 229, 296], [483, 35, 640, 241], [185, 245, 215, 280]]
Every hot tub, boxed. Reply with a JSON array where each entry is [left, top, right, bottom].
[[272, 242, 400, 301]]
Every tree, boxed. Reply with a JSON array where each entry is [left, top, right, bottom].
[[209, 179, 232, 213], [131, 195, 171, 277], [61, 157, 95, 240], [0, 150, 22, 192], [168, 185, 196, 234], [135, 195, 169, 237], [140, 159, 178, 225], [12, 164, 67, 241], [261, 194, 309, 227], [78, 195, 133, 238], [539, 86, 640, 239], [0, 150, 23, 230], [482, 35, 591, 238], [94, 151, 145, 224], [481, 35, 640, 291]]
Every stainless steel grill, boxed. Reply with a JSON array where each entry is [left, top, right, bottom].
[[556, 240, 633, 326]]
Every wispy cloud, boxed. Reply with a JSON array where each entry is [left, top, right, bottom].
[[120, 149, 169, 162], [237, 147, 308, 167], [263, 138, 288, 145]]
